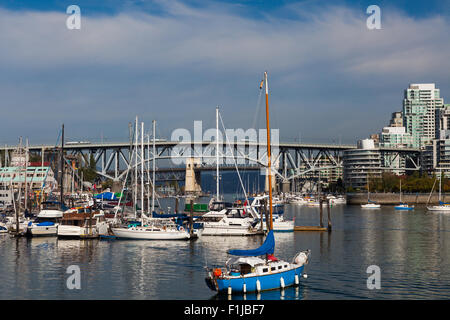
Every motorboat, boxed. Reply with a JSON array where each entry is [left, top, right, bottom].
[[27, 201, 66, 237], [58, 207, 107, 239], [245, 195, 294, 232], [194, 207, 260, 236]]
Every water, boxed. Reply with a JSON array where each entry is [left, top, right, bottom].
[[1, 203, 450, 300]]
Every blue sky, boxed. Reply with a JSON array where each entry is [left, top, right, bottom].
[[0, 0, 449, 145]]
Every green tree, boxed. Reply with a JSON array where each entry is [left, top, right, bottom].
[[80, 154, 98, 182]]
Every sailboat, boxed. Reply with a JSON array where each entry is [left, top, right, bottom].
[[361, 175, 380, 209], [204, 72, 310, 294], [394, 179, 414, 211], [111, 119, 191, 240], [427, 169, 450, 211], [195, 107, 260, 236]]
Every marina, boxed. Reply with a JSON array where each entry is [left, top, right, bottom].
[[1, 202, 450, 300], [1, 0, 449, 306]]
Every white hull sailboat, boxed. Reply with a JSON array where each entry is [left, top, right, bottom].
[[111, 225, 190, 240], [361, 175, 380, 209], [111, 119, 192, 240], [427, 170, 450, 211]]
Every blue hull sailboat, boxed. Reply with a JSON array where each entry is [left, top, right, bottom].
[[204, 71, 310, 294], [205, 229, 310, 293], [394, 180, 414, 211]]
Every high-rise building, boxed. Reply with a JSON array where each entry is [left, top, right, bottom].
[[402, 83, 445, 148], [389, 112, 403, 127], [343, 139, 382, 189]]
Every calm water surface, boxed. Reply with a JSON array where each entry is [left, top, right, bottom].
[[1, 202, 450, 300]]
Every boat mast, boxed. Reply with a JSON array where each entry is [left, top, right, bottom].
[[60, 124, 64, 208], [25, 138, 28, 213], [147, 133, 150, 215], [439, 168, 442, 202], [134, 116, 138, 219], [141, 121, 144, 220], [216, 106, 220, 202], [152, 120, 156, 214], [264, 71, 273, 231]]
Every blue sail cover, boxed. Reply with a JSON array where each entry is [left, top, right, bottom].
[[93, 192, 118, 200], [228, 230, 275, 256]]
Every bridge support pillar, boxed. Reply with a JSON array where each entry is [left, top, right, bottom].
[[264, 168, 276, 193], [185, 158, 202, 195], [281, 179, 290, 193]]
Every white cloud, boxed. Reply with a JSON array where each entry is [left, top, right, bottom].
[[0, 2, 449, 144]]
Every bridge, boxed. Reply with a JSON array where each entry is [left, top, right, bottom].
[[0, 140, 421, 193]]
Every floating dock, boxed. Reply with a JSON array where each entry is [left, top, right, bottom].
[[294, 226, 328, 232]]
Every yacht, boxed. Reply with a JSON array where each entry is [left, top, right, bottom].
[[27, 201, 66, 237], [58, 207, 107, 239], [245, 195, 294, 232], [194, 207, 260, 236]]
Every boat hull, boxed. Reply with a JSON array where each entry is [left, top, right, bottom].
[[111, 227, 190, 240], [201, 226, 259, 236], [361, 204, 380, 209], [395, 206, 414, 211], [210, 265, 305, 293], [58, 225, 99, 239], [427, 206, 450, 211], [28, 225, 58, 237]]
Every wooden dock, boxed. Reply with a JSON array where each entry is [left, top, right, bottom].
[[294, 196, 332, 232], [294, 226, 328, 232]]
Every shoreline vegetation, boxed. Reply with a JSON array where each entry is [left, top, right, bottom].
[[346, 172, 447, 194]]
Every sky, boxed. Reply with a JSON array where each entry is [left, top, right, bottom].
[[0, 0, 449, 146]]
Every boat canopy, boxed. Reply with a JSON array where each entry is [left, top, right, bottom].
[[228, 230, 275, 257], [93, 192, 118, 200], [227, 256, 266, 267]]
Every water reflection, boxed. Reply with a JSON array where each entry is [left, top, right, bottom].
[[0, 203, 449, 299], [210, 284, 306, 301]]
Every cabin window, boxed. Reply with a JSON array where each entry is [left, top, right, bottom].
[[278, 266, 282, 270], [271, 267, 276, 271], [262, 268, 268, 273]]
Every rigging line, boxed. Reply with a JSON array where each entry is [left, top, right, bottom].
[[251, 86, 264, 132], [218, 111, 249, 206], [113, 146, 136, 221], [39, 127, 63, 198]]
